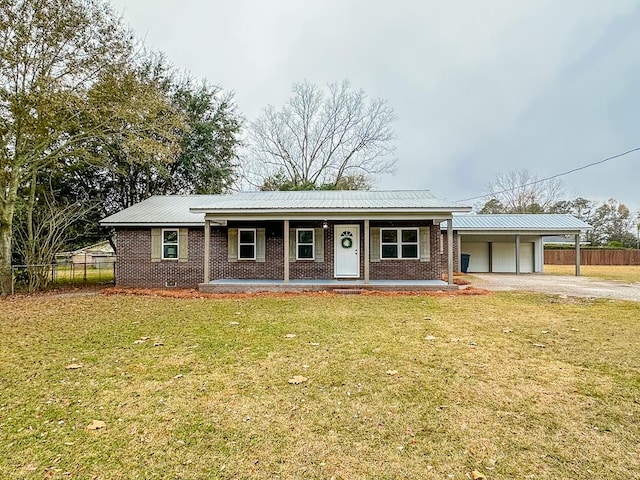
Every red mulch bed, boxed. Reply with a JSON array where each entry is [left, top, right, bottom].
[[102, 285, 489, 300]]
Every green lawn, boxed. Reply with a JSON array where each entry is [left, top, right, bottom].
[[1, 291, 639, 479], [545, 264, 640, 283], [53, 264, 115, 285]]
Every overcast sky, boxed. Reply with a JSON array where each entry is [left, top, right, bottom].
[[109, 0, 639, 213]]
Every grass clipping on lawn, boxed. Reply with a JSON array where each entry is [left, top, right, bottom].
[[1, 292, 639, 479]]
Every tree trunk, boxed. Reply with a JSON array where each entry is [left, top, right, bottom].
[[0, 209, 15, 296], [0, 175, 19, 296]]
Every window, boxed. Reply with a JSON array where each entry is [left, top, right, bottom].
[[238, 228, 256, 260], [162, 229, 179, 259], [296, 228, 314, 260], [381, 228, 419, 259]]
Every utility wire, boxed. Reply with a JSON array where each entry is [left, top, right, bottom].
[[457, 146, 640, 203]]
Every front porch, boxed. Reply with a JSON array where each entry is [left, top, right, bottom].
[[198, 278, 457, 293]]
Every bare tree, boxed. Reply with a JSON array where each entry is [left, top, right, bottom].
[[14, 193, 96, 291], [246, 80, 397, 190], [480, 170, 565, 213]]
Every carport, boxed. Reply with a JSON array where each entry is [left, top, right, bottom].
[[445, 214, 591, 275]]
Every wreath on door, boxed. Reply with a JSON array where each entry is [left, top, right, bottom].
[[341, 237, 353, 249]]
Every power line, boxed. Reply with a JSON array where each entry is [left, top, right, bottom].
[[457, 146, 640, 203]]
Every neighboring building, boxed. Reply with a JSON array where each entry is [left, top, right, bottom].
[[445, 214, 591, 274], [100, 190, 472, 291], [543, 235, 591, 247], [56, 241, 116, 266]]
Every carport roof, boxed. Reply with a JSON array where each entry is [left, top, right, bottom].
[[447, 214, 591, 232]]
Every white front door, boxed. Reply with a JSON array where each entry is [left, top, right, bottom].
[[334, 225, 360, 278]]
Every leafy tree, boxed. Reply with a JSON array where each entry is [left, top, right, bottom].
[[549, 197, 594, 221], [589, 199, 636, 247], [478, 198, 506, 214], [165, 81, 242, 195], [260, 172, 371, 191], [81, 71, 242, 217], [85, 57, 188, 213], [247, 80, 397, 190], [0, 0, 136, 294]]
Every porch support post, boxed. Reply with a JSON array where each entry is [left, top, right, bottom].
[[203, 219, 211, 283], [364, 219, 370, 284], [447, 219, 454, 285], [575, 233, 581, 276], [515, 234, 521, 275], [283, 220, 290, 283]]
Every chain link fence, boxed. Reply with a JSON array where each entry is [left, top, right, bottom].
[[10, 261, 116, 294]]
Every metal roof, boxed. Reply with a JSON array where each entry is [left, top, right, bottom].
[[100, 191, 472, 226], [190, 190, 471, 212], [446, 214, 591, 232], [100, 195, 214, 226]]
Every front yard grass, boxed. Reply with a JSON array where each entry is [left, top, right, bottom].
[[1, 291, 639, 479], [545, 264, 640, 283]]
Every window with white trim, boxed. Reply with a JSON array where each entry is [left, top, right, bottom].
[[296, 228, 314, 260], [238, 228, 256, 260], [162, 229, 179, 259], [381, 228, 419, 259]]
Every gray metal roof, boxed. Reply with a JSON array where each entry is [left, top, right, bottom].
[[446, 214, 591, 232], [100, 195, 215, 226], [101, 190, 472, 226], [190, 190, 470, 212]]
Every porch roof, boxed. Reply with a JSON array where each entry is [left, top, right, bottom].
[[100, 191, 472, 227], [191, 190, 471, 220]]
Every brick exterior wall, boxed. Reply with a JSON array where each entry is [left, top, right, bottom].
[[116, 220, 448, 288], [369, 220, 443, 281], [115, 227, 204, 288], [289, 221, 334, 280], [210, 221, 284, 280]]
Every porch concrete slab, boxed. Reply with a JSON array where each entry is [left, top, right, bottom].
[[198, 279, 458, 294]]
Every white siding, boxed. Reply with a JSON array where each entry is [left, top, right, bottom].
[[461, 242, 490, 272], [491, 242, 534, 273]]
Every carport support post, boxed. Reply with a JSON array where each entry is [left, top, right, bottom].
[[203, 219, 211, 283], [447, 219, 454, 285], [515, 234, 521, 275], [456, 233, 461, 274], [283, 220, 290, 283], [575, 233, 581, 276]]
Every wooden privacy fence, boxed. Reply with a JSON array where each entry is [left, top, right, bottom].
[[544, 249, 640, 265]]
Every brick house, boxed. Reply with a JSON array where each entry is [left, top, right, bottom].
[[100, 190, 472, 292]]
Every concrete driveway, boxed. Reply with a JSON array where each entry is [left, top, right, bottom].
[[470, 273, 640, 302]]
